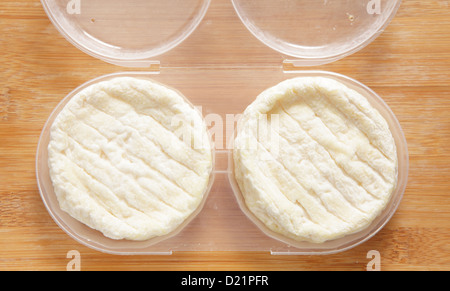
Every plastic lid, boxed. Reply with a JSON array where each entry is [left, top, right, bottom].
[[232, 0, 401, 66], [41, 0, 211, 67]]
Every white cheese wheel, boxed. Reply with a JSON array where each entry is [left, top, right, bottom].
[[48, 77, 213, 241], [233, 77, 398, 243]]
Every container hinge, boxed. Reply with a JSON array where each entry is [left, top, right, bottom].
[[283, 59, 332, 72], [106, 59, 161, 71]]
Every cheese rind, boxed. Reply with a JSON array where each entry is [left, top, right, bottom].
[[48, 77, 213, 241], [233, 77, 398, 243]]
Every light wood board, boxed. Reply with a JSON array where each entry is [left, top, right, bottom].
[[0, 0, 449, 271]]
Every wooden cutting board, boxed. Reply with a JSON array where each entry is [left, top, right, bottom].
[[0, 0, 449, 271]]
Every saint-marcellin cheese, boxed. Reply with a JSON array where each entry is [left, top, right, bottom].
[[233, 77, 398, 243], [48, 77, 213, 241]]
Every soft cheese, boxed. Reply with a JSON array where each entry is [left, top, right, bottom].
[[48, 77, 213, 241], [233, 77, 398, 243]]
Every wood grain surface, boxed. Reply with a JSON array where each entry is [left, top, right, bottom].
[[0, 0, 449, 271]]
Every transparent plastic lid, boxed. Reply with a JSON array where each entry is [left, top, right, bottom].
[[232, 0, 401, 66], [41, 0, 211, 67]]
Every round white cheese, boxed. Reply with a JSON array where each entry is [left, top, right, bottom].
[[48, 77, 213, 241], [233, 77, 398, 243]]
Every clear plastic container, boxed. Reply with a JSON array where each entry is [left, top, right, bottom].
[[36, 72, 217, 255], [41, 0, 401, 67], [40, 0, 211, 67], [228, 71, 409, 255], [232, 0, 402, 66], [37, 1, 407, 255], [36, 70, 408, 255]]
